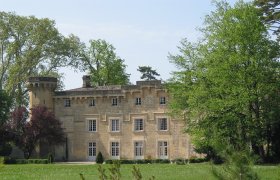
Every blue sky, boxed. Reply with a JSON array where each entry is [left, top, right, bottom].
[[1, 0, 247, 89]]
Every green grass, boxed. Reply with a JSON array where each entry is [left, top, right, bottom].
[[0, 163, 279, 180]]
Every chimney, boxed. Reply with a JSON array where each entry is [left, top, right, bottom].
[[82, 75, 91, 88]]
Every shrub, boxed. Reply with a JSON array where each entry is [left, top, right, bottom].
[[96, 152, 104, 164], [105, 159, 113, 164], [132, 165, 142, 180], [0, 143, 12, 156], [152, 159, 170, 164], [189, 157, 208, 163], [172, 158, 188, 165], [4, 158, 48, 164], [48, 153, 54, 163], [3, 157, 16, 164]]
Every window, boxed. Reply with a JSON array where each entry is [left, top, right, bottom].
[[158, 118, 168, 131], [111, 142, 120, 157], [134, 119, 144, 131], [158, 141, 168, 159], [88, 119, 97, 132], [134, 141, 144, 159], [160, 97, 166, 105], [89, 99, 95, 106], [112, 98, 118, 106], [135, 97, 141, 105], [88, 142, 96, 157], [64, 99, 71, 107], [111, 119, 120, 132]]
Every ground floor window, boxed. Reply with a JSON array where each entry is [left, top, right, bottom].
[[134, 141, 144, 159], [111, 141, 120, 158], [88, 142, 96, 157], [158, 141, 168, 159]]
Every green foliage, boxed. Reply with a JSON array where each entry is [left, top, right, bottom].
[[0, 11, 82, 106], [137, 66, 160, 80], [0, 143, 12, 156], [132, 165, 142, 180], [4, 158, 48, 164], [0, 156, 4, 170], [96, 152, 104, 164], [0, 164, 279, 179], [0, 91, 12, 150], [105, 159, 171, 164], [168, 0, 280, 164], [109, 160, 121, 180], [212, 148, 259, 180], [48, 153, 54, 163], [80, 39, 130, 86], [98, 164, 107, 180], [0, 90, 11, 125], [254, 0, 280, 35]]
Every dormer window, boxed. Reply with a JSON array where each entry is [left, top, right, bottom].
[[112, 98, 118, 106], [64, 99, 71, 107], [135, 97, 141, 105]]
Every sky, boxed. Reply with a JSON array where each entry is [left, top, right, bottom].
[[0, 0, 246, 89]]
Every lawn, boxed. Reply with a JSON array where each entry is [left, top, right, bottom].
[[0, 163, 279, 180]]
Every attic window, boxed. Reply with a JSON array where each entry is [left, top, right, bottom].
[[64, 99, 71, 107]]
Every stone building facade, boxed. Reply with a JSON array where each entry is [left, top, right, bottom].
[[28, 76, 198, 161]]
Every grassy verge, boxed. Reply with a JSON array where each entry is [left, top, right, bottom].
[[0, 163, 279, 180]]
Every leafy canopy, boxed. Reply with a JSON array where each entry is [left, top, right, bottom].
[[254, 0, 280, 35], [80, 39, 130, 86], [137, 66, 160, 80], [168, 0, 280, 163], [8, 106, 65, 158], [0, 11, 82, 105]]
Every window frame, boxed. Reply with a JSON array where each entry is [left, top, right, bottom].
[[135, 97, 141, 105], [111, 141, 120, 159], [158, 118, 168, 131], [88, 142, 97, 157], [159, 96, 166, 105], [111, 119, 120, 132], [158, 141, 168, 159], [88, 119, 97, 132], [134, 118, 144, 131], [112, 98, 118, 106], [134, 141, 144, 159], [64, 99, 71, 107], [89, 99, 95, 107]]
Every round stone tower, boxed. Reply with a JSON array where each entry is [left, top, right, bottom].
[[27, 77, 57, 111]]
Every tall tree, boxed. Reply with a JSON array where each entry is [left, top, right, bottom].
[[0, 90, 12, 156], [8, 106, 65, 158], [254, 0, 280, 35], [137, 66, 160, 80], [0, 90, 11, 126], [80, 39, 130, 86], [168, 0, 280, 163], [0, 11, 82, 105]]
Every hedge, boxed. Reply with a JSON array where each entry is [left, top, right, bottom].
[[105, 158, 208, 165], [3, 157, 49, 164]]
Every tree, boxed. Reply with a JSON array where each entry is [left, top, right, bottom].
[[9, 106, 65, 159], [168, 0, 280, 164], [96, 151, 104, 164], [254, 0, 280, 35], [0, 90, 12, 156], [0, 11, 82, 105], [0, 90, 11, 126], [80, 39, 130, 86], [137, 66, 160, 80]]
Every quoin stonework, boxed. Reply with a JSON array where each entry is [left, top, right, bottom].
[[28, 76, 199, 161]]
